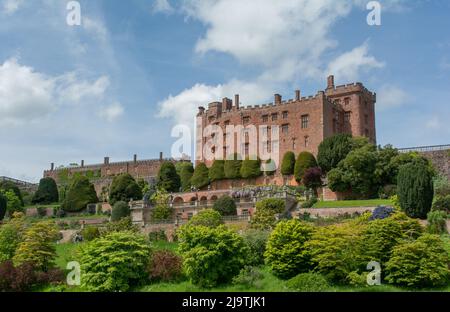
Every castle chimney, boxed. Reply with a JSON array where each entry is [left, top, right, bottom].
[[51, 163, 54, 171], [81, 160, 84, 167], [327, 75, 335, 89], [295, 90, 301, 101], [159, 152, 163, 161], [234, 94, 240, 109], [274, 94, 282, 105], [104, 157, 110, 165], [133, 154, 137, 163]]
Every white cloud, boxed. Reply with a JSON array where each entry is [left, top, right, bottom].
[[376, 85, 410, 110], [98, 102, 124, 122], [57, 74, 110, 103], [152, 0, 174, 14], [83, 17, 108, 42], [2, 0, 23, 15]]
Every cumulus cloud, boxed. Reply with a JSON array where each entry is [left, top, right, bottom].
[[56, 74, 110, 103], [98, 102, 124, 122], [376, 85, 410, 111], [2, 0, 23, 15], [152, 0, 174, 14]]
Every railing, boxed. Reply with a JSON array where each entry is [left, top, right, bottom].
[[0, 176, 37, 186], [398, 144, 450, 153]]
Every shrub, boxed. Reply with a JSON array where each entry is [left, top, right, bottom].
[[179, 162, 194, 192], [79, 231, 151, 291], [385, 234, 449, 288], [1, 190, 24, 216], [224, 153, 242, 179], [188, 209, 223, 228], [379, 184, 397, 199], [286, 273, 330, 292], [434, 174, 450, 198], [294, 152, 318, 183], [212, 195, 237, 216], [389, 212, 423, 239], [232, 266, 264, 289], [191, 163, 210, 189], [150, 190, 173, 221], [209, 160, 225, 182], [111, 201, 130, 221], [109, 174, 142, 206], [369, 206, 395, 220], [426, 210, 448, 235], [0, 261, 37, 292], [100, 217, 139, 236], [251, 198, 285, 230], [32, 177, 59, 204], [240, 157, 262, 179], [397, 162, 434, 219], [81, 226, 100, 241], [0, 193, 6, 221], [281, 152, 296, 175], [0, 181, 24, 206], [37, 206, 47, 218], [157, 162, 181, 192], [148, 250, 183, 282], [265, 219, 314, 279], [0, 219, 24, 262], [317, 134, 354, 173], [242, 229, 270, 266], [62, 176, 98, 212], [301, 197, 318, 208], [178, 225, 249, 288], [148, 229, 167, 242], [432, 195, 450, 214]]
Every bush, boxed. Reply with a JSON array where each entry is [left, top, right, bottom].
[[317, 134, 354, 173], [150, 190, 173, 221], [0, 261, 37, 292], [0, 181, 23, 206], [389, 212, 423, 240], [209, 160, 225, 182], [81, 226, 101, 241], [1, 190, 24, 216], [434, 174, 450, 198], [265, 220, 314, 279], [212, 195, 237, 216], [301, 197, 317, 208], [369, 206, 395, 220], [251, 198, 285, 230], [240, 157, 262, 179], [432, 195, 450, 214], [232, 266, 264, 289], [286, 273, 330, 292], [379, 184, 397, 199], [191, 163, 210, 189], [178, 225, 249, 288], [109, 174, 142, 206], [281, 152, 296, 175], [79, 231, 151, 291], [148, 229, 167, 242], [179, 162, 194, 192], [62, 176, 98, 212], [224, 153, 242, 179], [0, 219, 24, 262], [157, 162, 181, 192], [32, 177, 58, 204], [100, 217, 139, 236], [294, 152, 318, 183], [242, 229, 270, 266], [385, 234, 449, 288], [148, 250, 183, 282], [397, 162, 434, 219], [426, 210, 448, 235], [0, 193, 6, 221], [37, 207, 47, 218], [188, 209, 223, 228], [111, 201, 130, 221]]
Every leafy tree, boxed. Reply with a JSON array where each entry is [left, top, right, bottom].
[[191, 163, 209, 189], [265, 220, 314, 279], [0, 217, 25, 262], [213, 195, 237, 216], [385, 234, 449, 288], [32, 177, 59, 204], [178, 225, 249, 288], [150, 189, 173, 221], [111, 201, 130, 221], [179, 162, 194, 191], [240, 157, 262, 179], [224, 153, 242, 179], [62, 176, 98, 212], [250, 198, 285, 230], [374, 144, 400, 186], [397, 162, 434, 219], [137, 178, 150, 194], [1, 190, 24, 216], [187, 209, 223, 228], [317, 134, 354, 173], [79, 232, 151, 291], [302, 167, 322, 195], [281, 152, 296, 175], [294, 152, 318, 183], [109, 173, 142, 206], [0, 192, 6, 221], [242, 229, 270, 266], [13, 221, 59, 271], [0, 181, 23, 206], [209, 160, 225, 182], [157, 162, 181, 192]]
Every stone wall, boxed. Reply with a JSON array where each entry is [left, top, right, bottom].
[[420, 149, 450, 180]]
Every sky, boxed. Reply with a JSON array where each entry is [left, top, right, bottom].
[[0, 0, 449, 182]]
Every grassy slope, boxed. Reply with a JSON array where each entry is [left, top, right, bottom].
[[313, 199, 392, 208]]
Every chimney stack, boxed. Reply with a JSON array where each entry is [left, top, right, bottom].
[[51, 163, 54, 171], [274, 94, 282, 105], [327, 75, 335, 89], [104, 157, 110, 165], [133, 154, 137, 163], [159, 152, 163, 161], [295, 90, 301, 101], [234, 94, 240, 109], [81, 160, 84, 167]]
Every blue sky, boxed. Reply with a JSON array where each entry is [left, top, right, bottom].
[[0, 0, 449, 182]]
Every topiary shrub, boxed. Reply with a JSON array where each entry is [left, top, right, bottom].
[[286, 273, 330, 292], [0, 193, 6, 221], [212, 195, 237, 216], [240, 157, 262, 179], [179, 162, 194, 192], [281, 152, 296, 175], [265, 219, 314, 279], [148, 250, 183, 282], [385, 234, 449, 288], [188, 209, 223, 228], [191, 163, 210, 189], [209, 160, 225, 182], [426, 210, 448, 235], [317, 134, 354, 173], [111, 201, 130, 221], [79, 231, 151, 291], [397, 162, 434, 219], [224, 153, 242, 179], [157, 161, 181, 192], [178, 225, 249, 288], [432, 195, 450, 214], [242, 229, 270, 266], [32, 177, 59, 205], [294, 152, 318, 183], [109, 174, 142, 206], [251, 198, 285, 230], [62, 176, 98, 212], [81, 226, 100, 241]]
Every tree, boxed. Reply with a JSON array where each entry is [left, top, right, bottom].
[[79, 232, 151, 291], [137, 178, 150, 194], [0, 181, 23, 206], [191, 163, 209, 189], [209, 160, 225, 182], [179, 162, 194, 191], [109, 173, 142, 206], [281, 152, 296, 175], [294, 152, 317, 183], [302, 167, 322, 195], [62, 176, 98, 212], [111, 201, 130, 221], [150, 189, 173, 221], [224, 153, 242, 179], [0, 218, 25, 262], [317, 134, 354, 173], [32, 177, 58, 204], [1, 190, 24, 216], [187, 209, 223, 228], [240, 157, 262, 179], [157, 162, 181, 192], [0, 193, 6, 221], [397, 162, 434, 219], [250, 198, 285, 230], [213, 195, 237, 216]]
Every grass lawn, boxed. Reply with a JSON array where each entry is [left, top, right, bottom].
[[55, 242, 84, 270], [313, 199, 392, 208]]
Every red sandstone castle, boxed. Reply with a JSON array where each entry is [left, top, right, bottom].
[[196, 75, 377, 169]]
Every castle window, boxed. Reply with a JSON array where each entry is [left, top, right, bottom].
[[344, 111, 351, 123], [243, 116, 250, 124], [344, 97, 350, 106], [364, 114, 369, 125], [301, 115, 309, 129], [271, 113, 278, 121], [282, 111, 289, 119], [304, 136, 309, 147], [282, 124, 289, 134], [262, 115, 268, 122]]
